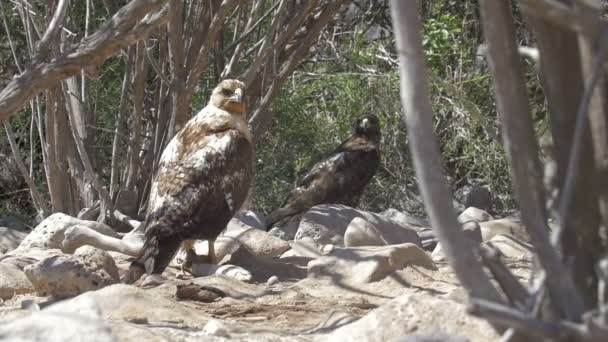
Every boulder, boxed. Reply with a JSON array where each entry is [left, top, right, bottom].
[[485, 234, 533, 260], [220, 220, 290, 258], [0, 248, 63, 270], [221, 246, 307, 282], [24, 246, 119, 298], [308, 243, 435, 284], [191, 263, 253, 282], [0, 263, 34, 299], [268, 217, 300, 241], [0, 295, 114, 342], [322, 293, 498, 341], [233, 210, 266, 230], [457, 207, 493, 224], [0, 227, 28, 254], [13, 213, 118, 255], [344, 217, 421, 247], [295, 204, 422, 247], [380, 208, 428, 228], [279, 237, 322, 267], [480, 219, 529, 242]]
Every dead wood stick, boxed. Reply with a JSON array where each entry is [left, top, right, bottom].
[[479, 0, 585, 320], [517, 0, 602, 41], [0, 0, 170, 124], [389, 0, 502, 302], [468, 298, 588, 340]]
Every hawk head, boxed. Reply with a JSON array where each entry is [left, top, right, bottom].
[[353, 114, 381, 142], [210, 79, 246, 115]]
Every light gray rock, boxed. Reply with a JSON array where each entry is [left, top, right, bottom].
[[485, 234, 533, 260], [219, 218, 290, 259], [0, 295, 114, 342], [457, 207, 493, 224], [13, 213, 118, 255], [279, 238, 322, 267], [191, 263, 253, 283], [0, 248, 63, 270], [0, 227, 28, 254], [323, 293, 498, 342], [295, 204, 422, 247], [221, 246, 307, 282], [344, 217, 421, 247], [233, 210, 266, 230], [308, 243, 435, 284], [480, 218, 529, 242], [24, 246, 119, 298], [380, 208, 428, 228], [0, 263, 34, 299], [398, 332, 470, 342], [268, 217, 300, 241]]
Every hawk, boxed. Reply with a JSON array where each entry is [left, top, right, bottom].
[[124, 79, 253, 283], [265, 114, 381, 229]]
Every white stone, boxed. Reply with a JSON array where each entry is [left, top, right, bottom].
[[0, 263, 34, 299], [485, 234, 533, 260], [295, 204, 422, 247], [0, 227, 28, 254], [308, 243, 435, 284], [457, 207, 493, 224], [480, 219, 529, 242], [323, 293, 498, 341], [24, 246, 119, 298], [344, 217, 421, 247]]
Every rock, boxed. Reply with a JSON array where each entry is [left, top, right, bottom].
[[0, 248, 63, 270], [24, 246, 119, 298], [176, 282, 226, 302], [344, 217, 421, 247], [457, 207, 493, 224], [380, 208, 428, 228], [323, 293, 498, 341], [0, 227, 28, 254], [13, 213, 118, 255], [480, 219, 529, 242], [268, 217, 300, 241], [461, 221, 482, 244], [279, 237, 322, 267], [398, 332, 470, 342], [191, 263, 253, 282], [266, 275, 279, 286], [221, 246, 307, 282], [219, 221, 290, 258], [0, 263, 34, 299], [202, 319, 231, 338], [0, 295, 114, 342], [485, 234, 533, 260], [295, 204, 422, 247], [233, 210, 266, 230], [308, 243, 435, 284], [49, 284, 205, 326], [431, 243, 445, 262], [304, 310, 360, 334]]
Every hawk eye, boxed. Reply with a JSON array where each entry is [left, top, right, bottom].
[[222, 89, 233, 96]]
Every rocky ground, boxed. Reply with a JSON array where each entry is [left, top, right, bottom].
[[0, 201, 533, 341]]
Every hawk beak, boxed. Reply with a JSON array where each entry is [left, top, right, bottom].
[[361, 118, 370, 129], [229, 88, 243, 104]]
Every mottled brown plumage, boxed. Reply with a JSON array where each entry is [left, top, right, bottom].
[[124, 79, 253, 284], [265, 114, 381, 229]]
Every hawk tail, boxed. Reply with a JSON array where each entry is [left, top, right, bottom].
[[122, 222, 182, 284]]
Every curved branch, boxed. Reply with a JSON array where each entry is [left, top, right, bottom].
[[0, 0, 170, 125]]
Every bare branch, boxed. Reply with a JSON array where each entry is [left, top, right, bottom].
[[479, 0, 585, 319], [389, 0, 502, 302], [3, 123, 49, 216], [35, 0, 70, 62], [0, 0, 171, 125]]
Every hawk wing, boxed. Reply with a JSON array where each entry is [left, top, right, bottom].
[[147, 106, 253, 232]]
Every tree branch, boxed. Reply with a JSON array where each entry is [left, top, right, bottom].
[[0, 0, 170, 125]]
